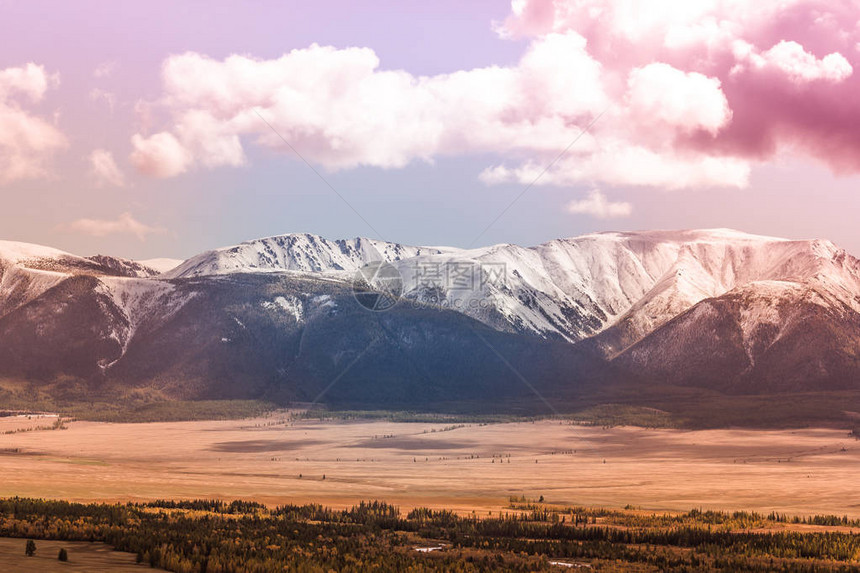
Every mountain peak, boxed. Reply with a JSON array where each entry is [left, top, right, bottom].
[[162, 233, 449, 279], [0, 239, 77, 265], [2, 228, 860, 399], [570, 228, 791, 244]]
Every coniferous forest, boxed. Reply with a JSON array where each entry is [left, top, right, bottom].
[[1, 497, 859, 572]]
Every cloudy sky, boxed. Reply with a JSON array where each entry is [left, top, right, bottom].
[[3, 0, 860, 259]]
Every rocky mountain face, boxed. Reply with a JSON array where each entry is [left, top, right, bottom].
[[2, 229, 859, 407]]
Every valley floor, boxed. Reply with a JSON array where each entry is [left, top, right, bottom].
[[0, 537, 162, 572], [1, 413, 858, 518]]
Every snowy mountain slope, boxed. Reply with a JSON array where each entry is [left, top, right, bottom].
[[590, 234, 860, 355], [163, 233, 457, 278], [97, 277, 198, 359], [3, 228, 860, 399], [154, 229, 860, 348], [0, 240, 166, 281], [0, 273, 202, 379], [83, 255, 167, 278], [0, 241, 109, 318], [163, 232, 627, 342], [394, 243, 609, 342], [613, 279, 860, 391], [0, 240, 79, 264], [392, 228, 860, 346], [7, 228, 860, 353], [0, 241, 198, 370], [0, 263, 70, 318]]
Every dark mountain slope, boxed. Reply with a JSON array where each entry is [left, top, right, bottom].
[[68, 273, 621, 412], [0, 275, 127, 379], [614, 281, 860, 393]]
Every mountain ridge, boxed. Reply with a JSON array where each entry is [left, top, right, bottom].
[[1, 228, 859, 408]]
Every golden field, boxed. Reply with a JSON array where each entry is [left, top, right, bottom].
[[1, 413, 858, 517]]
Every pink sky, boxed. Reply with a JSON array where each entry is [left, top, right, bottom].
[[2, 0, 860, 259]]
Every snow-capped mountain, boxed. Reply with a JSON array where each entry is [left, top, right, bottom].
[[2, 228, 860, 402], [0, 240, 170, 280], [614, 278, 860, 391], [163, 233, 456, 278], [157, 227, 860, 393], [160, 229, 860, 350], [0, 241, 196, 372], [582, 231, 860, 355]]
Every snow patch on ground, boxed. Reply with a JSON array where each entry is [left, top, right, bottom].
[[98, 277, 197, 359], [261, 295, 304, 323], [312, 294, 336, 309]]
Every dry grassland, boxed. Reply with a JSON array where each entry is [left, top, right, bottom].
[[1, 413, 857, 517]]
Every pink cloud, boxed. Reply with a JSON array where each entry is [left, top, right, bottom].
[[0, 63, 66, 184], [752, 40, 852, 83], [130, 132, 192, 178], [500, 0, 860, 177], [566, 189, 632, 218], [131, 43, 604, 175], [64, 212, 164, 241], [626, 63, 731, 135], [0, 62, 58, 101], [130, 0, 860, 189], [133, 41, 733, 189]]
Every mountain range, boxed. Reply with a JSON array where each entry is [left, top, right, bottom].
[[2, 229, 859, 413]]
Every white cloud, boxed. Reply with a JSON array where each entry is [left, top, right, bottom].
[[0, 62, 58, 101], [64, 212, 164, 241], [480, 140, 751, 189], [566, 189, 632, 218], [759, 40, 852, 83], [497, 0, 807, 49], [132, 41, 743, 189], [626, 63, 731, 134], [89, 149, 125, 187], [732, 39, 853, 83], [130, 132, 193, 178], [130, 0, 860, 189], [0, 63, 66, 184], [130, 42, 600, 172]]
